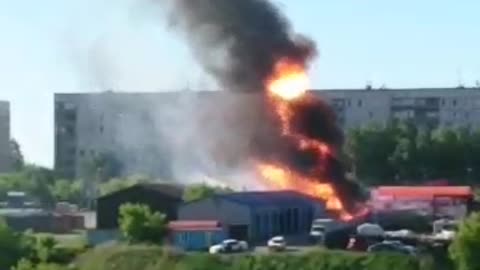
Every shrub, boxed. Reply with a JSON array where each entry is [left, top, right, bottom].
[[0, 219, 33, 270], [449, 212, 480, 270], [77, 245, 429, 270], [77, 245, 165, 270], [12, 259, 70, 270], [118, 203, 167, 244]]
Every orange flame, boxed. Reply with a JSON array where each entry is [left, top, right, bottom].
[[267, 59, 309, 101], [257, 57, 356, 220]]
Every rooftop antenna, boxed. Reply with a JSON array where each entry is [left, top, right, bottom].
[[456, 68, 465, 88], [366, 80, 373, 91]]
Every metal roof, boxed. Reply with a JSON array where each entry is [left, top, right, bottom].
[[375, 186, 473, 199], [168, 220, 222, 231], [97, 183, 184, 200], [214, 190, 323, 208]]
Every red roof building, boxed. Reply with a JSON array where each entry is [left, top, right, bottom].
[[371, 186, 473, 220], [168, 220, 223, 232], [375, 186, 473, 200]]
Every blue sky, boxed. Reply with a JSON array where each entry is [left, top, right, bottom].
[[0, 0, 479, 167]]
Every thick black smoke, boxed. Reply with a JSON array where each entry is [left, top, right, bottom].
[[165, 0, 316, 92], [162, 0, 364, 212]]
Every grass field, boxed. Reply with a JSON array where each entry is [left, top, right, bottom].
[[35, 231, 87, 249]]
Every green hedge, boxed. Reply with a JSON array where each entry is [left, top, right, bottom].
[[76, 245, 435, 270]]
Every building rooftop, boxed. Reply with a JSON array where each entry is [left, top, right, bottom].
[[374, 186, 473, 200], [54, 87, 480, 96], [97, 183, 184, 200], [213, 190, 324, 208], [168, 220, 222, 231]]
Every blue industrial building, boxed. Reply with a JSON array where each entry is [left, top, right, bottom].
[[178, 191, 327, 243]]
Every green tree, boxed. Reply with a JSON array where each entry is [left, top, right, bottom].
[[35, 236, 58, 263], [49, 179, 82, 203], [0, 219, 33, 270], [345, 123, 400, 184], [9, 138, 25, 171], [182, 183, 232, 202], [118, 203, 167, 244], [449, 213, 480, 270]]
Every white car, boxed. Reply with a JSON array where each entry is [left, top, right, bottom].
[[209, 239, 249, 254], [267, 236, 287, 251]]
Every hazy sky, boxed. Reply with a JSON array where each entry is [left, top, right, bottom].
[[0, 0, 479, 167]]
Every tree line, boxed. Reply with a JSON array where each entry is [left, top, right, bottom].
[[2, 121, 480, 208], [344, 122, 480, 186]]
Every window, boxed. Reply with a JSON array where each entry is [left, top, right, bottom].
[[79, 150, 85, 157], [453, 99, 457, 106], [100, 125, 104, 133], [465, 112, 470, 119], [441, 99, 445, 106], [358, 99, 363, 107], [368, 111, 373, 119], [347, 99, 351, 107]]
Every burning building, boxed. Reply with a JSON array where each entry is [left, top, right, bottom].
[[160, 0, 366, 218]]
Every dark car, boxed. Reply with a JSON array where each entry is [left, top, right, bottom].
[[367, 241, 417, 256]]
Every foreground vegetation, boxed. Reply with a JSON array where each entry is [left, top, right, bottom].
[[77, 245, 431, 270], [3, 203, 480, 269]]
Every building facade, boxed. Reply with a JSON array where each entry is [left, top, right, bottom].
[[0, 101, 11, 173], [96, 183, 184, 229], [178, 191, 327, 242], [55, 88, 480, 179], [319, 87, 480, 130]]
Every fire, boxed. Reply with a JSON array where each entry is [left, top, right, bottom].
[[267, 59, 309, 100], [256, 57, 356, 220], [256, 163, 340, 209], [256, 163, 353, 220]]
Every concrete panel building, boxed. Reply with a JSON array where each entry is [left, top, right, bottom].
[[178, 191, 327, 242], [55, 87, 480, 179], [0, 101, 11, 173]]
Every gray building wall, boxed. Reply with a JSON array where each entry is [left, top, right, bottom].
[[55, 88, 480, 179], [178, 194, 327, 242], [178, 197, 252, 233], [317, 87, 480, 130], [0, 101, 11, 173]]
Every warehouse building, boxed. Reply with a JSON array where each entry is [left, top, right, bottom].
[[96, 183, 184, 229], [178, 191, 327, 243]]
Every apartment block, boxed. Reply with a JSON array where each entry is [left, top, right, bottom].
[[54, 87, 480, 179], [0, 101, 11, 173]]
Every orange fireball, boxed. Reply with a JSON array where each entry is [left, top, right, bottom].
[[256, 57, 357, 220], [267, 58, 309, 100]]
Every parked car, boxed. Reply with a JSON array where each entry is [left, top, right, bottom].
[[267, 236, 287, 252], [209, 239, 249, 254], [356, 223, 385, 237], [367, 241, 417, 256]]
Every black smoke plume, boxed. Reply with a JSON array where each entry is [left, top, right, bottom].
[[162, 0, 364, 212], [165, 0, 316, 92]]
